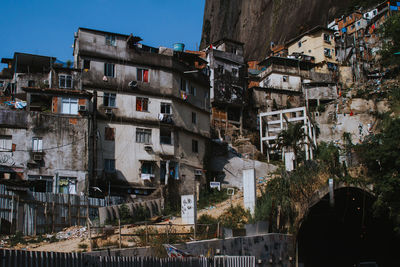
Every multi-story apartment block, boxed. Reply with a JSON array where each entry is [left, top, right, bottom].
[[0, 53, 91, 194], [205, 39, 247, 137], [73, 28, 210, 197], [287, 26, 337, 74]]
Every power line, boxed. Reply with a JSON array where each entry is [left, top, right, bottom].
[[12, 136, 86, 152]]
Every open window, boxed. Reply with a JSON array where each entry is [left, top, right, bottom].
[[0, 135, 12, 152], [28, 175, 53, 193], [105, 127, 115, 141], [104, 93, 116, 107], [104, 159, 116, 173], [160, 128, 172, 145], [137, 68, 149, 83], [141, 161, 155, 180], [105, 34, 116, 46], [59, 177, 77, 194], [136, 97, 148, 111]]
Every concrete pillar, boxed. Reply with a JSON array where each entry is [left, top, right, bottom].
[[181, 195, 196, 224], [243, 169, 256, 215]]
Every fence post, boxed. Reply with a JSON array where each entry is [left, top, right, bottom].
[[217, 221, 220, 239], [118, 218, 122, 249], [52, 197, 55, 233], [193, 223, 196, 241], [145, 222, 148, 246]]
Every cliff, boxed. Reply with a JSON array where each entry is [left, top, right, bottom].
[[200, 0, 351, 60]]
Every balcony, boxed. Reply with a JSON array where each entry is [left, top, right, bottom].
[[0, 110, 28, 128]]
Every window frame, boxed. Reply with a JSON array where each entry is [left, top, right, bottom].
[[103, 93, 116, 107], [104, 159, 116, 173], [136, 97, 149, 112], [0, 135, 12, 152], [160, 128, 172, 145], [136, 128, 152, 144], [61, 97, 79, 115], [191, 112, 197, 124], [59, 74, 73, 89], [192, 139, 199, 153], [104, 63, 115, 77], [32, 137, 43, 152], [137, 68, 149, 83], [105, 34, 116, 46], [160, 103, 171, 114]]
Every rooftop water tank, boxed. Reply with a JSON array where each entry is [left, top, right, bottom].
[[173, 43, 185, 52]]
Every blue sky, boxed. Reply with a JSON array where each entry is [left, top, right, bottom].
[[0, 0, 205, 66]]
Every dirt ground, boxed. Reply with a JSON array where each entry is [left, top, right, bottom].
[[3, 184, 269, 253]]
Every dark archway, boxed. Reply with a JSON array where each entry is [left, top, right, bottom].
[[298, 187, 399, 267]]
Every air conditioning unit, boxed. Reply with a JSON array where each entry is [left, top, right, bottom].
[[128, 81, 138, 88], [105, 109, 113, 115], [194, 169, 203, 176], [79, 105, 87, 112], [144, 145, 153, 152], [33, 153, 43, 161]]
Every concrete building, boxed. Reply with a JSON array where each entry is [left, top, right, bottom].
[[73, 28, 210, 197], [251, 56, 315, 113], [0, 54, 91, 194], [287, 26, 337, 73], [205, 39, 247, 138]]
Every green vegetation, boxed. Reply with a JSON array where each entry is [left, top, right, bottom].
[[218, 205, 249, 229], [355, 118, 400, 234], [380, 13, 400, 67], [275, 122, 308, 166], [197, 214, 219, 239], [198, 188, 229, 210]]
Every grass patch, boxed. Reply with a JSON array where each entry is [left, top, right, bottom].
[[198, 188, 229, 210]]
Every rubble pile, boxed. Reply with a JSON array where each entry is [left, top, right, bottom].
[[55, 226, 87, 240]]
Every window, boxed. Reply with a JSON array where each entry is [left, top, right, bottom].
[[83, 60, 91, 70], [141, 162, 155, 180], [103, 93, 116, 107], [105, 34, 116, 46], [28, 80, 35, 87], [161, 103, 171, 114], [160, 128, 172, 145], [105, 127, 115, 141], [137, 68, 149, 83], [189, 86, 197, 96], [136, 128, 152, 144], [104, 63, 115, 77], [59, 177, 77, 194], [192, 112, 197, 124], [323, 33, 330, 43], [192, 139, 198, 153], [180, 78, 189, 92], [61, 98, 79, 114], [0, 81, 4, 87], [32, 137, 43, 152], [136, 97, 149, 112], [59, 75, 72, 88], [0, 135, 12, 152], [373, 10, 377, 16], [104, 159, 116, 173], [357, 21, 361, 26], [324, 48, 332, 58], [351, 25, 355, 30], [217, 65, 224, 74], [28, 175, 53, 193], [283, 76, 288, 82], [232, 68, 238, 77], [298, 41, 302, 48]]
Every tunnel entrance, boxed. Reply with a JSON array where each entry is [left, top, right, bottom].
[[297, 187, 398, 267]]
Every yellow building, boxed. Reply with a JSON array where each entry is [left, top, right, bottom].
[[287, 26, 337, 73]]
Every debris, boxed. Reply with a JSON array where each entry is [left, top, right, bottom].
[[55, 226, 87, 240]]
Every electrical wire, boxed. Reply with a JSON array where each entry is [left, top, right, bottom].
[[12, 135, 86, 152]]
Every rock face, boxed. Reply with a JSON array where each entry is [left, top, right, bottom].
[[200, 0, 350, 60]]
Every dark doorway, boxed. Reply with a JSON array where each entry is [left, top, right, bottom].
[[298, 187, 398, 267]]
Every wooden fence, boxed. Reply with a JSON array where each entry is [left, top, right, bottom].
[[0, 249, 256, 267], [0, 184, 124, 235]]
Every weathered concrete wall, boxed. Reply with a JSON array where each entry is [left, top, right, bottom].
[[176, 234, 294, 266], [86, 233, 295, 266], [0, 110, 89, 193], [260, 73, 301, 91]]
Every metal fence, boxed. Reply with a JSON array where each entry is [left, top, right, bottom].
[[0, 249, 256, 267], [0, 184, 123, 235]]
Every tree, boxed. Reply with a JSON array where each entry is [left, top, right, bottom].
[[356, 118, 400, 234], [380, 13, 400, 67], [275, 122, 307, 165]]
